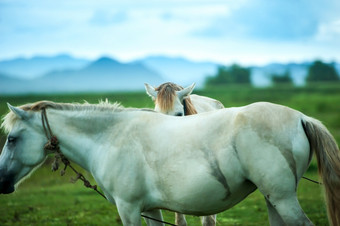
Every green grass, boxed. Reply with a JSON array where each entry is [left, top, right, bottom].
[[1, 83, 339, 225]]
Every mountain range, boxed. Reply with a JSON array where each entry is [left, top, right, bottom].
[[135, 56, 217, 87], [0, 56, 164, 94], [0, 54, 339, 94], [0, 54, 90, 79]]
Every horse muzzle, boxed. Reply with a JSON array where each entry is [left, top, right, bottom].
[[0, 172, 15, 194]]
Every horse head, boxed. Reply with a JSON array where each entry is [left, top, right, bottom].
[[145, 82, 195, 116], [0, 104, 47, 194]]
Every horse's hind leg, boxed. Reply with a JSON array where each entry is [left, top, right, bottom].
[[262, 191, 313, 226], [265, 199, 285, 226], [253, 171, 313, 225]]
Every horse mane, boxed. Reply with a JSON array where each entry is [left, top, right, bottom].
[[18, 100, 123, 112], [183, 98, 197, 115], [155, 82, 197, 115], [1, 100, 153, 134]]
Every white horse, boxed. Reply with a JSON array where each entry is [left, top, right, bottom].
[[145, 82, 224, 226], [144, 82, 224, 117], [1, 101, 340, 226]]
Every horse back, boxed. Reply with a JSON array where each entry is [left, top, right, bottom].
[[190, 94, 224, 113]]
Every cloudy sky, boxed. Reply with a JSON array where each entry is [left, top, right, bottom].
[[1, 0, 340, 65]]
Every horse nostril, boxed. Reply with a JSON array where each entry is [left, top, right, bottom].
[[175, 113, 183, 117]]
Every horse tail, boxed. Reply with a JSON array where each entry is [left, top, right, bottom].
[[302, 116, 340, 226]]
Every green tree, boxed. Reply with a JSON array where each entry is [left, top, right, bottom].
[[271, 71, 293, 85], [306, 60, 339, 83], [205, 64, 251, 86]]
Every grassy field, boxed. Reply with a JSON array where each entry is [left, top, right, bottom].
[[1, 83, 339, 225]]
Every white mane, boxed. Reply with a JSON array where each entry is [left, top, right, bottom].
[[1, 100, 153, 133]]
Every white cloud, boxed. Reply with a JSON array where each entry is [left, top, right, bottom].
[[0, 0, 340, 64], [316, 20, 340, 42], [89, 10, 128, 26]]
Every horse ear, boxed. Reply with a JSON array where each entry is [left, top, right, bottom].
[[7, 103, 30, 120], [177, 83, 195, 100], [144, 83, 157, 100]]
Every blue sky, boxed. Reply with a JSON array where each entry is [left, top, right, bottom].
[[1, 0, 340, 65]]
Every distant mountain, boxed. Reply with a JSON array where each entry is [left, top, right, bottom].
[[0, 54, 90, 79], [0, 57, 164, 94], [136, 56, 218, 87], [1, 54, 339, 94], [0, 73, 31, 93]]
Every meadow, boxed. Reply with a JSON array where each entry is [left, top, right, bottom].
[[1, 83, 339, 225]]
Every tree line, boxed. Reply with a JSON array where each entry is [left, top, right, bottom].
[[205, 60, 339, 86]]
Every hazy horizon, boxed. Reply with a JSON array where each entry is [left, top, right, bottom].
[[1, 52, 338, 68]]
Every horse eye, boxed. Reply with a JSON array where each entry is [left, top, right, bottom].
[[175, 113, 183, 117], [7, 136, 16, 144]]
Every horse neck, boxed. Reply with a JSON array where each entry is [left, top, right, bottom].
[[45, 109, 118, 172]]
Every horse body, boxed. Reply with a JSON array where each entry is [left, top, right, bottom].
[[55, 105, 257, 217], [1, 101, 339, 226], [189, 94, 224, 113], [141, 103, 308, 214]]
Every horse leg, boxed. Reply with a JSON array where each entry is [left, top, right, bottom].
[[253, 172, 313, 225], [235, 127, 313, 225], [142, 209, 165, 226], [201, 215, 216, 226], [265, 199, 285, 226], [116, 200, 142, 226], [262, 191, 313, 226], [175, 213, 187, 226]]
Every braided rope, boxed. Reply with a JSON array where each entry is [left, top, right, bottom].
[[41, 108, 106, 199]]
